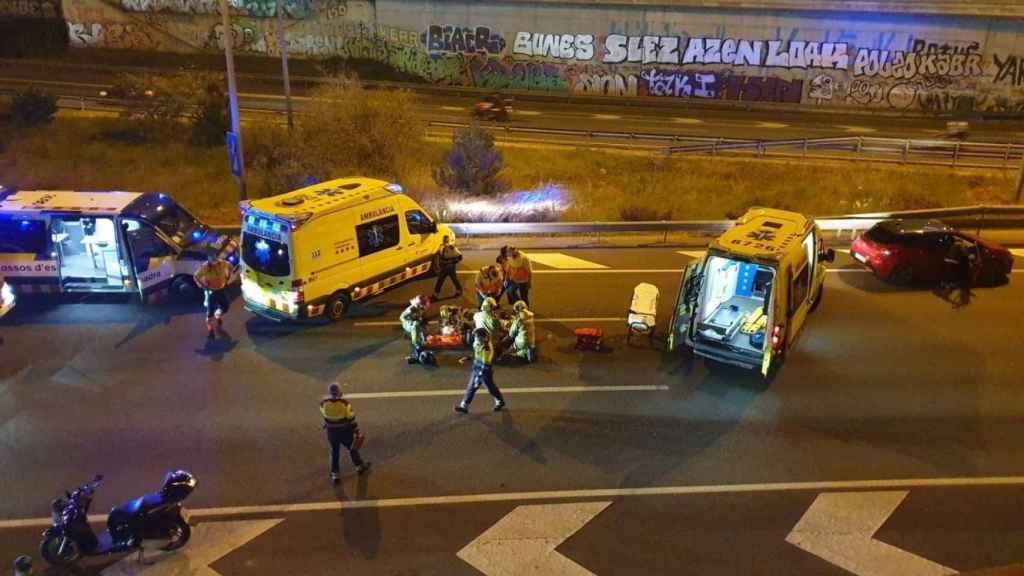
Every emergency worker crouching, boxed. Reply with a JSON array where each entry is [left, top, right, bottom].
[[400, 295, 435, 365], [473, 297, 500, 339], [474, 265, 504, 308], [505, 300, 536, 363]]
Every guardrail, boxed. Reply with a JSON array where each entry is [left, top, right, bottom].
[[662, 136, 1024, 170], [427, 121, 751, 147]]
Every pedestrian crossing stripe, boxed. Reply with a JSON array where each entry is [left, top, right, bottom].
[[676, 250, 706, 258], [523, 252, 608, 269]]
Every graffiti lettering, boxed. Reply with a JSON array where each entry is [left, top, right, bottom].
[[512, 32, 594, 61], [118, 0, 309, 18], [853, 48, 983, 79], [469, 57, 565, 91], [919, 91, 976, 114], [763, 41, 850, 70], [640, 68, 717, 98], [681, 38, 763, 66], [573, 73, 640, 97], [723, 75, 803, 103], [67, 21, 158, 50], [426, 25, 504, 54], [993, 54, 1024, 87], [911, 39, 980, 55], [808, 74, 835, 101], [67, 22, 104, 48], [603, 34, 680, 65], [1, 0, 59, 18]]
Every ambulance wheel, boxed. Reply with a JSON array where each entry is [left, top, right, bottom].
[[326, 292, 351, 322], [170, 275, 201, 302]]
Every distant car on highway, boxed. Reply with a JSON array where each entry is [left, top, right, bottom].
[[850, 219, 1013, 285], [473, 94, 513, 121]]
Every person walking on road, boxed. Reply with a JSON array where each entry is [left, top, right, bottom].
[[320, 383, 370, 483], [194, 253, 232, 340], [474, 265, 504, 308], [455, 328, 505, 414], [432, 235, 463, 301], [505, 247, 533, 307]]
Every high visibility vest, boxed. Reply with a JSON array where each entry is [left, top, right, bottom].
[[474, 310, 497, 335], [475, 271, 502, 295], [474, 339, 495, 366], [507, 255, 532, 283], [511, 310, 535, 349], [195, 261, 230, 290], [320, 397, 354, 424]]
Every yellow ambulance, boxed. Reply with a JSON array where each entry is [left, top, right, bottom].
[[667, 208, 835, 377], [240, 177, 453, 321]]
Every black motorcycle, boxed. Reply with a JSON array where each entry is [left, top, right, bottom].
[[40, 470, 196, 568]]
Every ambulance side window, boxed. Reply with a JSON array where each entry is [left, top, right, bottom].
[[356, 215, 400, 257], [123, 220, 174, 272], [405, 210, 434, 235], [790, 263, 810, 315]]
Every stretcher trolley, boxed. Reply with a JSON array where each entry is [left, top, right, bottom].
[[626, 282, 659, 346]]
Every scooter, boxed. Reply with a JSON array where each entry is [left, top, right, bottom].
[[40, 470, 197, 568]]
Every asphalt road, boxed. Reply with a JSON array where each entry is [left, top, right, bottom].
[[3, 58, 1024, 144], [1, 246, 1024, 574]]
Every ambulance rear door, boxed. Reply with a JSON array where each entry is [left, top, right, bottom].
[[667, 258, 703, 353]]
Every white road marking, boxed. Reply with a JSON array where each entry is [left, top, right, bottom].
[[7, 476, 1024, 528], [440, 105, 465, 111], [825, 269, 872, 274], [524, 252, 609, 269], [345, 385, 669, 399], [593, 113, 621, 120], [786, 491, 955, 576], [353, 317, 625, 327], [517, 109, 543, 116], [672, 117, 704, 124], [102, 519, 283, 576], [458, 502, 611, 576], [837, 125, 879, 134], [1010, 248, 1024, 257], [757, 122, 788, 129], [455, 269, 681, 275], [676, 250, 706, 258]]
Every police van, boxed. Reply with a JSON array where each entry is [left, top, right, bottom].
[[667, 208, 835, 377], [239, 177, 453, 322], [0, 189, 238, 303]]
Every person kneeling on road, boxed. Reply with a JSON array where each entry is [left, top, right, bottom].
[[473, 297, 500, 336], [455, 328, 505, 414], [194, 253, 232, 341], [401, 295, 434, 365], [505, 300, 536, 363], [320, 383, 370, 483], [474, 265, 504, 308]]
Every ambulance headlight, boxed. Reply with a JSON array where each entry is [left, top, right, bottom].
[[1, 282, 13, 304]]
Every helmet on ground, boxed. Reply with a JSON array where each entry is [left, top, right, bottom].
[[411, 295, 429, 307], [161, 470, 197, 502], [513, 300, 528, 313], [481, 297, 497, 311]]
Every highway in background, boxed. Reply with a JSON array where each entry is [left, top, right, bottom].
[[1, 247, 1023, 574], [3, 58, 1024, 145]]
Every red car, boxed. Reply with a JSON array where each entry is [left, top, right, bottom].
[[850, 219, 1013, 285]]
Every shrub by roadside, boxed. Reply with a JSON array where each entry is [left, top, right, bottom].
[[10, 87, 58, 128]]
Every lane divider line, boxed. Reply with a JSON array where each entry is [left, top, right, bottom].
[[455, 269, 682, 275], [7, 476, 1024, 528], [346, 385, 670, 399]]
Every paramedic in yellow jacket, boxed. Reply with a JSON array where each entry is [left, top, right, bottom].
[[473, 297, 500, 336], [455, 328, 505, 414], [194, 253, 232, 340], [320, 382, 370, 483], [400, 295, 429, 364], [505, 247, 533, 306], [474, 265, 503, 308], [506, 300, 536, 363]]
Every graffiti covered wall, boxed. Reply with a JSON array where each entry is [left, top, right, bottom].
[[58, 0, 1024, 114]]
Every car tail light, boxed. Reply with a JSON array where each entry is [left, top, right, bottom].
[[771, 325, 785, 353]]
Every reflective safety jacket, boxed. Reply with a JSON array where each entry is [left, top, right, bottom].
[[474, 310, 498, 335], [473, 338, 495, 367], [194, 260, 231, 291], [436, 244, 462, 270], [506, 254, 532, 284], [320, 396, 355, 428], [474, 268, 503, 296], [509, 309, 535, 350]]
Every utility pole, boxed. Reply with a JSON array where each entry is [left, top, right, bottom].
[[219, 0, 246, 201], [276, 0, 294, 129]]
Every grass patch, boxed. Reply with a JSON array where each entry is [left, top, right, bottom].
[[1, 115, 1015, 225]]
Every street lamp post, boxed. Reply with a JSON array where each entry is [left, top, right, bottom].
[[276, 0, 294, 129], [219, 0, 246, 201]]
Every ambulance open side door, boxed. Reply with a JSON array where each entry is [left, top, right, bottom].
[[122, 218, 178, 301], [667, 259, 703, 353]]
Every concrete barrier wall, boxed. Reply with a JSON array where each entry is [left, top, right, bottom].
[[57, 0, 1024, 115]]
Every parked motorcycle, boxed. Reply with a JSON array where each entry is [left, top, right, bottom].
[[40, 470, 196, 568]]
